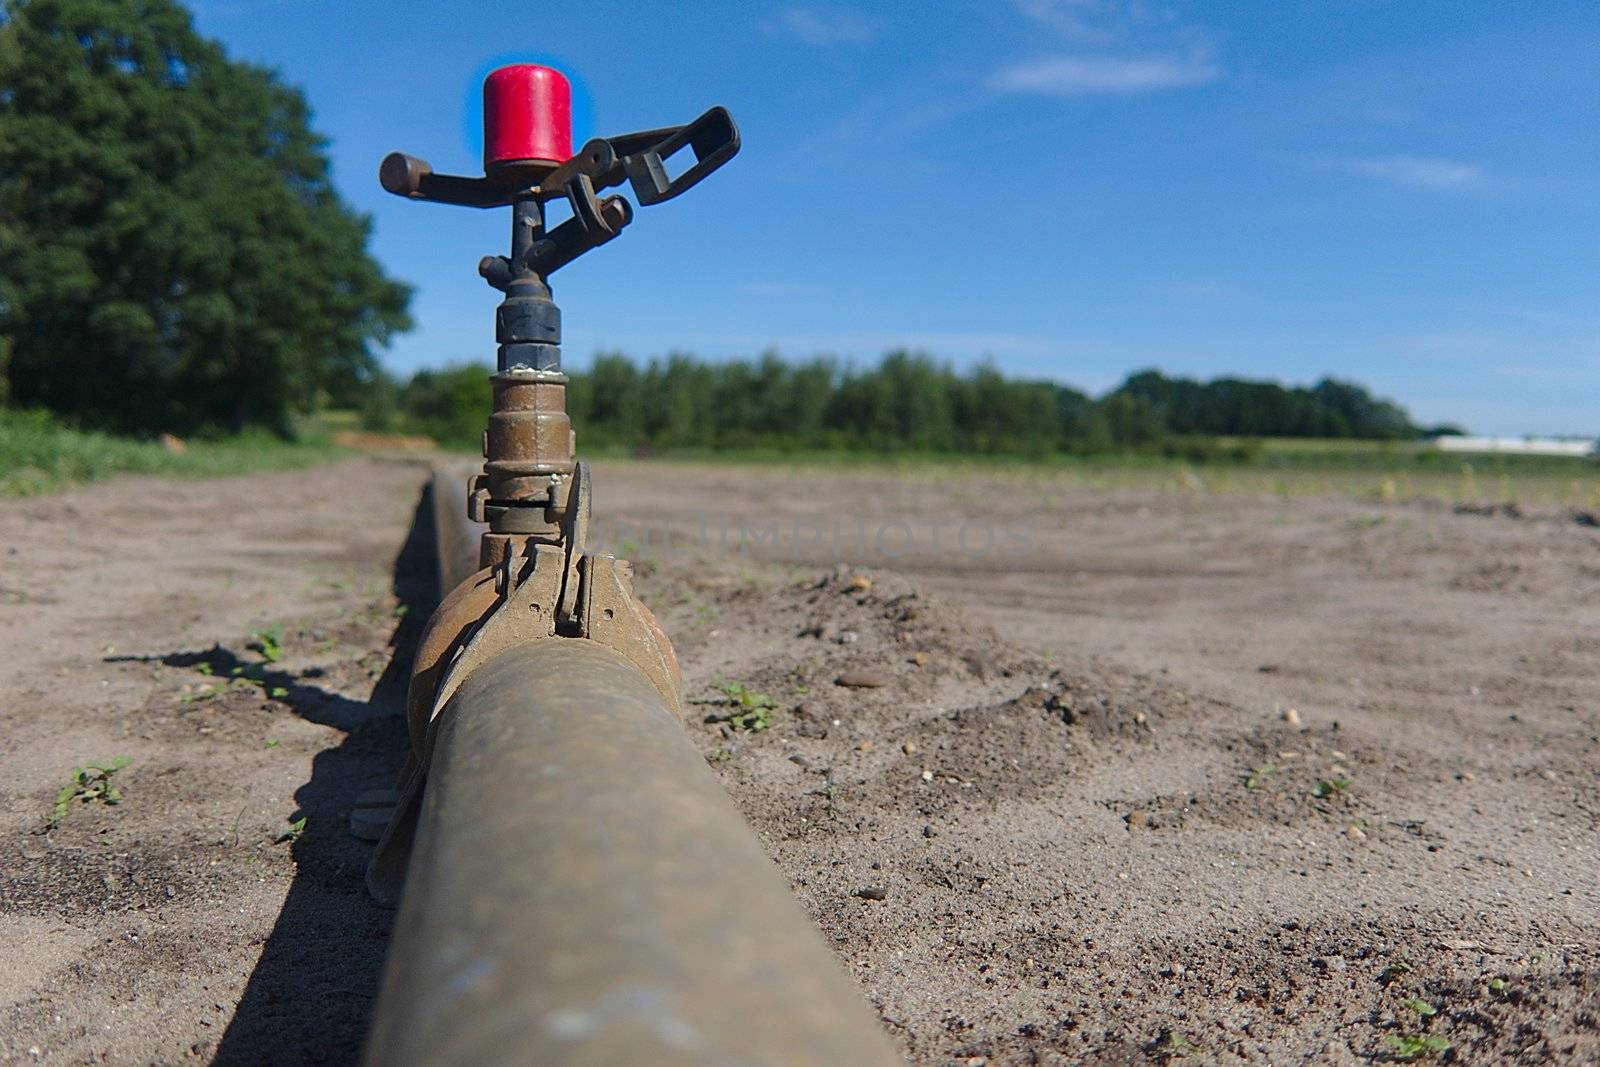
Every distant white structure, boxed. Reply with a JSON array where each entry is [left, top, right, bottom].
[[1433, 435, 1598, 458]]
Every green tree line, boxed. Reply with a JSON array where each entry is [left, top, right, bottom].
[[366, 351, 1426, 457], [0, 0, 408, 434]]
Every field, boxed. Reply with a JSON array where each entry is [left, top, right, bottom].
[[1, 455, 1597, 1063]]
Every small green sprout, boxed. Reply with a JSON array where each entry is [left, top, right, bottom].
[[713, 681, 777, 732], [1488, 978, 1507, 993], [1379, 959, 1413, 985], [1161, 1031, 1198, 1057], [1244, 763, 1276, 789], [50, 757, 132, 826], [1311, 776, 1351, 798], [275, 816, 306, 844], [264, 738, 280, 749], [251, 625, 285, 664], [1386, 1033, 1449, 1060], [1401, 998, 1437, 1017]]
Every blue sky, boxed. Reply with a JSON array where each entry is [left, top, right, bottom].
[[189, 0, 1598, 434]]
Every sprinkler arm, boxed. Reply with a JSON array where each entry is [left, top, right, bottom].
[[378, 106, 740, 212]]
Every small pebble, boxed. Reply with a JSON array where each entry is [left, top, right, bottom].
[[902, 740, 918, 755], [854, 739, 873, 752], [835, 669, 888, 688], [922, 825, 937, 838], [846, 574, 872, 592], [834, 630, 860, 645], [1125, 811, 1148, 829], [911, 651, 929, 667], [1282, 708, 1302, 726], [1346, 824, 1366, 841], [920, 769, 933, 782], [853, 885, 888, 901]]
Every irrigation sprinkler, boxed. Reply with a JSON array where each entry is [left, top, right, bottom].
[[361, 64, 901, 1066]]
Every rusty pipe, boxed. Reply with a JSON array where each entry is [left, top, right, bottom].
[[364, 639, 902, 1067], [429, 467, 482, 593]]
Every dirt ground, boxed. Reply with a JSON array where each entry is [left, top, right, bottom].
[[1, 457, 1596, 1065]]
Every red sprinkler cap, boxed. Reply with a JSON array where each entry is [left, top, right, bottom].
[[483, 64, 572, 170]]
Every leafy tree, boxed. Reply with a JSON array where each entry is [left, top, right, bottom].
[[0, 0, 410, 434], [392, 364, 489, 446], [1109, 368, 1418, 440]]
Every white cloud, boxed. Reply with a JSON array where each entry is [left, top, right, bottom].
[[1007, 0, 1122, 45], [766, 6, 878, 47], [1333, 155, 1485, 190], [990, 53, 1221, 96]]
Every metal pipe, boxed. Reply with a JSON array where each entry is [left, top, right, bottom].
[[430, 467, 482, 592], [364, 639, 903, 1067]]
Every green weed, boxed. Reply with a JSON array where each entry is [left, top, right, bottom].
[[713, 681, 777, 732], [1244, 763, 1276, 789], [1386, 1033, 1449, 1060], [1159, 1031, 1198, 1057], [275, 816, 307, 844], [186, 653, 290, 703], [50, 756, 131, 826], [250, 626, 285, 663], [1311, 776, 1351, 798], [1379, 959, 1413, 985]]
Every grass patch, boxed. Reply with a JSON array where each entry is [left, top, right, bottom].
[[0, 408, 343, 496], [575, 441, 1600, 508]]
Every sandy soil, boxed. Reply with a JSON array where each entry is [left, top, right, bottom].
[[1, 457, 1597, 1064]]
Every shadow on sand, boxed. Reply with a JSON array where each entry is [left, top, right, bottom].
[[201, 484, 438, 1066]]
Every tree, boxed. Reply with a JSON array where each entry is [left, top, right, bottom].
[[0, 0, 410, 434]]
